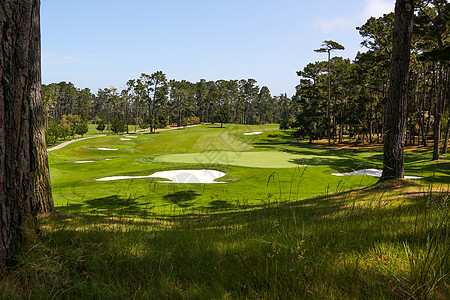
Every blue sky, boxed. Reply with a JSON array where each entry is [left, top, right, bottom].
[[41, 0, 395, 96]]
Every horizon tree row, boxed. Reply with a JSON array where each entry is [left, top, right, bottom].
[[42, 76, 291, 136]]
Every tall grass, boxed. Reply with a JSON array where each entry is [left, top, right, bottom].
[[0, 180, 448, 299]]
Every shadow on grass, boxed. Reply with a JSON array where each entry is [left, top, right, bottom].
[[33, 179, 449, 299], [209, 200, 235, 209], [85, 195, 143, 210], [163, 190, 200, 207]]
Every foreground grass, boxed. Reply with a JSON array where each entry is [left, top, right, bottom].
[[1, 180, 448, 299]]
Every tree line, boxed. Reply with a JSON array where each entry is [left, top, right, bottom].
[[291, 0, 449, 161], [42, 76, 291, 143]]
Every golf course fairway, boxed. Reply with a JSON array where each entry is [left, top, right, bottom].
[[154, 151, 345, 168], [48, 124, 439, 216]]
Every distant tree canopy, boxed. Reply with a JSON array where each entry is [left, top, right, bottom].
[[42, 77, 289, 135]]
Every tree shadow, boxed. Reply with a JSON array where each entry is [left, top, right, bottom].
[[163, 190, 200, 207], [84, 195, 144, 210], [209, 200, 235, 209]]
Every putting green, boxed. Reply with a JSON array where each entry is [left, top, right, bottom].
[[154, 151, 346, 168]]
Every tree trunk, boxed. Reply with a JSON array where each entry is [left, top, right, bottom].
[[442, 72, 450, 154], [432, 64, 445, 160], [0, 0, 48, 273], [380, 0, 414, 181], [327, 51, 331, 144]]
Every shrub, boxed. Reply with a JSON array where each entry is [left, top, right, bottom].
[[111, 119, 126, 134], [188, 116, 200, 125], [96, 120, 105, 133]]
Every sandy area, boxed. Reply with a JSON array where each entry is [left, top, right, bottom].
[[243, 132, 262, 136], [332, 169, 423, 179], [97, 169, 226, 183]]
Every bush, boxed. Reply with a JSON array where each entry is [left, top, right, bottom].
[[188, 116, 200, 125], [45, 122, 62, 146], [180, 118, 188, 127], [96, 120, 105, 133], [279, 119, 290, 130], [111, 119, 126, 134]]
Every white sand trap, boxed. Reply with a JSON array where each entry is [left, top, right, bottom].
[[98, 148, 118, 151], [332, 169, 423, 179], [120, 138, 131, 141], [74, 161, 95, 163], [243, 132, 263, 136], [125, 136, 137, 138], [97, 169, 226, 183]]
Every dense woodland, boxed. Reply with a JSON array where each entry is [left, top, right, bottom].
[[43, 1, 448, 160], [293, 1, 449, 161], [42, 77, 289, 139]]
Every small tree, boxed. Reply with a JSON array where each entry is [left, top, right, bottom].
[[75, 122, 89, 138], [59, 116, 71, 140], [214, 105, 231, 128], [45, 122, 61, 146], [92, 115, 102, 125], [96, 120, 105, 133], [111, 119, 126, 134]]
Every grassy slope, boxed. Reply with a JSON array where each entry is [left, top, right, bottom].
[[2, 181, 448, 299], [2, 124, 447, 298]]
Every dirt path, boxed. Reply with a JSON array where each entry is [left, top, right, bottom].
[[47, 135, 106, 152]]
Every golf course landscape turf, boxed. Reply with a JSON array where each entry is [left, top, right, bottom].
[[48, 124, 445, 216], [2, 124, 447, 298]]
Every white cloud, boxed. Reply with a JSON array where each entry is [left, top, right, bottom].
[[361, 0, 395, 20], [314, 0, 395, 33]]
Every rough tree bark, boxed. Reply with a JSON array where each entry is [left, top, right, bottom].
[[432, 64, 445, 160], [380, 0, 414, 181], [0, 0, 52, 273]]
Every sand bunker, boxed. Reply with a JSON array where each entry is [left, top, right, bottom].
[[97, 169, 226, 183], [125, 136, 137, 138], [120, 138, 131, 141], [74, 161, 95, 163], [243, 132, 262, 136], [332, 169, 423, 179], [98, 148, 118, 151]]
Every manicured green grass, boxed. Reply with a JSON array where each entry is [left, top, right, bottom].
[[1, 124, 448, 298], [48, 124, 385, 216], [48, 124, 448, 218], [154, 150, 347, 168]]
